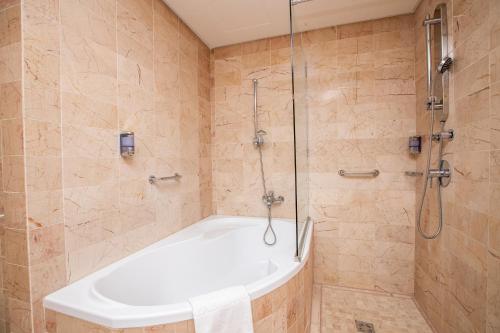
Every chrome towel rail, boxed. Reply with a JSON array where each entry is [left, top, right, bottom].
[[149, 173, 182, 184], [338, 169, 379, 177], [405, 171, 424, 177]]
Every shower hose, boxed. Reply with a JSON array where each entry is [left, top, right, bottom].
[[257, 143, 277, 246], [416, 95, 444, 239]]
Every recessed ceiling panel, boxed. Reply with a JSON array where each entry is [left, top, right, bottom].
[[163, 0, 420, 48]]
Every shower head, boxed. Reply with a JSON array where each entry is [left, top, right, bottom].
[[438, 56, 453, 73]]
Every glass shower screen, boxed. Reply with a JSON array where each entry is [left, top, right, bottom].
[[289, 0, 310, 259]]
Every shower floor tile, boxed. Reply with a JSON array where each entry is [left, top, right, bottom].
[[311, 285, 433, 333]]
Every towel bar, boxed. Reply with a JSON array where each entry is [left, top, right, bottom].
[[405, 171, 424, 177]]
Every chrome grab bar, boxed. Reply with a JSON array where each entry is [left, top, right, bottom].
[[149, 173, 182, 184], [405, 171, 424, 177], [338, 169, 379, 177]]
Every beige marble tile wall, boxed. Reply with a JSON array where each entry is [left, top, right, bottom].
[[15, 0, 212, 332], [414, 0, 500, 332], [211, 36, 296, 219], [212, 15, 417, 295], [305, 16, 417, 295], [0, 1, 29, 332]]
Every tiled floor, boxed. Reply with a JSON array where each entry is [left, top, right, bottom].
[[311, 285, 433, 333]]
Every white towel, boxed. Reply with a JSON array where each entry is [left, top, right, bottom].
[[188, 286, 254, 333]]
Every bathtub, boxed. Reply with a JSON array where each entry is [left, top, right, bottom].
[[44, 215, 313, 329]]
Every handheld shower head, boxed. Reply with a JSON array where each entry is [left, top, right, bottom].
[[438, 56, 453, 73]]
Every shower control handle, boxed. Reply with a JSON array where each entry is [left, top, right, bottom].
[[432, 129, 454, 142], [262, 191, 284, 208], [427, 160, 451, 187], [428, 169, 450, 178]]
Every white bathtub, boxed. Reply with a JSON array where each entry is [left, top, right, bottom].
[[44, 215, 312, 328]]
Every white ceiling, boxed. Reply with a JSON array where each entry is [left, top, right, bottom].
[[163, 0, 421, 49]]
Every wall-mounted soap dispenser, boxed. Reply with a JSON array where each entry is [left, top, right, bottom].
[[120, 132, 134, 157], [408, 136, 422, 155]]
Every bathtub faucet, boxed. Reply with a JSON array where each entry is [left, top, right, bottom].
[[262, 191, 284, 208]]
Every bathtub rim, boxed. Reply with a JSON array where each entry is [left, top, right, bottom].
[[43, 215, 313, 328]]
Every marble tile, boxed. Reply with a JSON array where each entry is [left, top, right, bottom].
[[25, 156, 62, 192], [2, 155, 24, 192], [117, 0, 153, 48], [0, 42, 21, 83], [0, 1, 19, 12], [1, 118, 23, 155], [62, 125, 116, 159], [6, 297, 31, 333], [319, 286, 432, 333], [454, 55, 490, 100], [26, 189, 63, 229], [23, 83, 60, 124], [3, 228, 27, 266], [60, 0, 115, 50], [3, 263, 30, 302], [63, 157, 118, 188], [61, 92, 117, 130], [23, 38, 59, 92], [29, 224, 65, 266], [2, 192, 26, 229], [453, 0, 489, 49], [63, 182, 119, 227], [60, 21, 117, 104], [29, 255, 66, 303], [24, 119, 61, 157], [0, 81, 21, 119]]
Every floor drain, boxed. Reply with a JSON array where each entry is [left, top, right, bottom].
[[355, 320, 375, 333]]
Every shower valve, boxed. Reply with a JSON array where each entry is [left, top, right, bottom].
[[262, 191, 284, 208], [427, 160, 451, 187], [253, 135, 264, 147], [432, 129, 454, 142], [253, 130, 266, 147], [428, 168, 451, 178]]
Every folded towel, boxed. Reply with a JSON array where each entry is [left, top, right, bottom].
[[188, 286, 254, 333]]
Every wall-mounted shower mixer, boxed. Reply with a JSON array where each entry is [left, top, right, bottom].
[[417, 3, 453, 240], [263, 191, 284, 208], [428, 160, 451, 187], [253, 129, 266, 147]]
